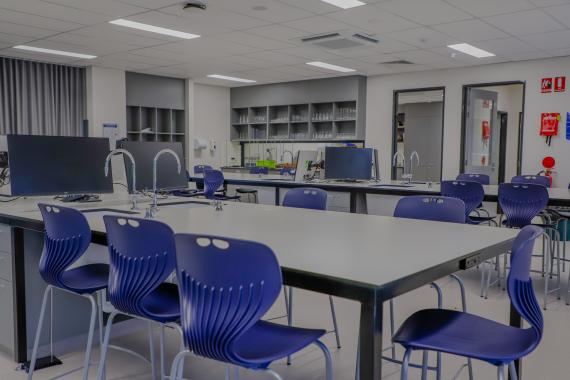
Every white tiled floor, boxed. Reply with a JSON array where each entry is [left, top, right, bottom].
[[1, 264, 568, 379]]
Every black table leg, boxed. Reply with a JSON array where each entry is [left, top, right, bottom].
[[275, 187, 280, 206], [350, 191, 368, 214], [509, 302, 522, 379], [12, 227, 27, 364], [358, 300, 383, 380]]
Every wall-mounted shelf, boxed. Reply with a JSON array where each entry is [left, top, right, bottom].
[[126, 106, 186, 154]]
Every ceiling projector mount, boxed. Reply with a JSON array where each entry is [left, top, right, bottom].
[[183, 1, 207, 11]]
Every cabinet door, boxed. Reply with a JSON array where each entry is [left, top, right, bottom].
[[0, 279, 14, 354]]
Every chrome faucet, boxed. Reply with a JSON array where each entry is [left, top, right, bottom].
[[393, 151, 407, 181], [105, 149, 138, 210], [281, 150, 294, 165], [409, 151, 420, 181], [147, 149, 182, 218]]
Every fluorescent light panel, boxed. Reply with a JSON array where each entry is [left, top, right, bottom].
[[109, 19, 200, 39], [321, 0, 366, 9], [306, 61, 356, 73], [12, 45, 96, 59], [207, 74, 256, 83], [447, 43, 495, 58]]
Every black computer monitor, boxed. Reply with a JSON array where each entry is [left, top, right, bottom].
[[118, 141, 187, 192], [324, 147, 373, 180], [7, 135, 113, 196]]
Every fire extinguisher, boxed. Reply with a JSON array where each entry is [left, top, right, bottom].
[[540, 113, 560, 146], [539, 156, 556, 187], [482, 120, 490, 147]]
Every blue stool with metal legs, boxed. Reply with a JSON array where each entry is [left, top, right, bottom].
[[170, 234, 333, 380], [395, 225, 544, 380], [512, 174, 551, 188], [441, 180, 496, 225], [28, 204, 109, 380], [456, 173, 490, 185], [97, 216, 181, 380], [203, 169, 241, 201], [235, 167, 268, 202], [281, 188, 341, 364], [193, 164, 212, 192], [384, 196, 472, 380]]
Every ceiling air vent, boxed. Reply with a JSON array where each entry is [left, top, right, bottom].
[[381, 60, 414, 65], [300, 31, 379, 50]]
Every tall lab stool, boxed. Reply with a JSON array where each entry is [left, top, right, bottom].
[[170, 233, 333, 380], [395, 226, 544, 380], [28, 204, 110, 380], [282, 188, 341, 364], [97, 216, 181, 380], [235, 167, 268, 203]]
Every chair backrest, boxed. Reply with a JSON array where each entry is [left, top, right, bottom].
[[194, 165, 213, 175], [512, 175, 550, 188], [441, 180, 485, 219], [174, 234, 282, 365], [507, 225, 544, 353], [282, 187, 328, 211], [203, 169, 224, 199], [456, 173, 490, 185], [103, 216, 176, 319], [37, 204, 92, 290], [394, 196, 466, 224], [498, 183, 549, 228], [249, 166, 269, 175]]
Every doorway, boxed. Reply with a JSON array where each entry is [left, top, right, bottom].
[[460, 82, 525, 185], [392, 87, 445, 182]]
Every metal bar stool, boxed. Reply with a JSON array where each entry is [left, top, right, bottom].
[[235, 167, 268, 203], [97, 216, 182, 380]]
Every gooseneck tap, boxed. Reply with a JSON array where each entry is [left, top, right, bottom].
[[409, 151, 420, 180], [148, 149, 181, 218], [105, 149, 138, 210], [393, 151, 406, 180]]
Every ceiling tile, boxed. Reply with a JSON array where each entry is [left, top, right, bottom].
[[432, 19, 509, 42], [521, 29, 570, 50], [218, 54, 278, 69], [0, 0, 111, 24], [243, 24, 307, 42], [0, 21, 59, 39], [283, 16, 352, 35], [543, 4, 570, 27], [47, 31, 148, 53], [40, 0, 146, 17], [70, 24, 169, 47], [445, 0, 537, 17], [467, 38, 538, 56], [276, 46, 343, 61], [242, 50, 308, 65], [116, 0, 184, 9], [155, 37, 262, 58], [357, 52, 401, 64], [275, 0, 342, 14], [0, 32, 35, 46], [387, 27, 459, 48], [376, 0, 472, 26], [484, 10, 565, 36], [326, 5, 420, 34], [528, 0, 570, 6], [217, 31, 298, 50], [271, 64, 330, 77], [0, 8, 83, 32], [394, 49, 448, 64], [207, 0, 314, 23]]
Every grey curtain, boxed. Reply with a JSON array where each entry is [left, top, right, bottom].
[[0, 57, 86, 136]]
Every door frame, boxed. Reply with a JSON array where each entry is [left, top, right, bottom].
[[497, 111, 508, 184], [391, 86, 446, 181], [459, 81, 526, 176]]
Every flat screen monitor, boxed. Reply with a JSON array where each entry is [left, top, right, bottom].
[[119, 141, 187, 192], [7, 135, 113, 196], [324, 147, 373, 180]]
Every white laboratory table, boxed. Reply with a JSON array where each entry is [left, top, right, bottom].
[[191, 172, 570, 213], [0, 195, 519, 379]]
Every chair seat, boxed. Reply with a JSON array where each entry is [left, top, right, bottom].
[[141, 282, 180, 323], [468, 215, 496, 225], [213, 195, 242, 201], [393, 309, 538, 366], [60, 264, 109, 294], [233, 320, 325, 368], [236, 188, 258, 194]]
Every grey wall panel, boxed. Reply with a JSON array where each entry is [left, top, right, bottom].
[[126, 72, 185, 110]]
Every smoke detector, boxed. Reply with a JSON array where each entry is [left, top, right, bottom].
[[183, 1, 207, 11]]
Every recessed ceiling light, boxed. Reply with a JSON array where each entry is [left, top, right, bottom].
[[447, 43, 495, 58], [207, 74, 256, 83], [109, 19, 200, 40], [306, 61, 356, 73], [12, 45, 97, 59], [321, 0, 366, 9]]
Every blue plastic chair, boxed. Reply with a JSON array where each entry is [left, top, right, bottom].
[[193, 165, 212, 191], [395, 225, 544, 380], [29, 204, 109, 380], [387, 195, 471, 379], [250, 166, 269, 175], [499, 183, 549, 229], [283, 188, 328, 211], [281, 188, 340, 363], [456, 173, 490, 185], [512, 175, 550, 188], [170, 234, 333, 380], [441, 180, 496, 225], [97, 216, 182, 380], [203, 169, 241, 201]]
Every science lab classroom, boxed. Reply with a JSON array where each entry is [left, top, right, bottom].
[[3, 1, 570, 380]]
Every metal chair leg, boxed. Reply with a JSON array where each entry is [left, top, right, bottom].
[[149, 322, 157, 380], [169, 350, 191, 380], [27, 285, 52, 380], [508, 362, 519, 380], [81, 295, 98, 380], [400, 349, 412, 380], [160, 325, 166, 380], [97, 291, 106, 379], [313, 339, 333, 380], [96, 311, 118, 380], [497, 364, 506, 380], [328, 296, 341, 349], [286, 286, 293, 365], [421, 351, 428, 380], [265, 369, 284, 380]]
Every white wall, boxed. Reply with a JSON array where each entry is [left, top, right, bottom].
[[187, 81, 236, 171], [366, 56, 570, 187]]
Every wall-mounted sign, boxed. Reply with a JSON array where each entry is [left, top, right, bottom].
[[554, 76, 566, 92], [540, 112, 560, 146], [542, 77, 553, 93]]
